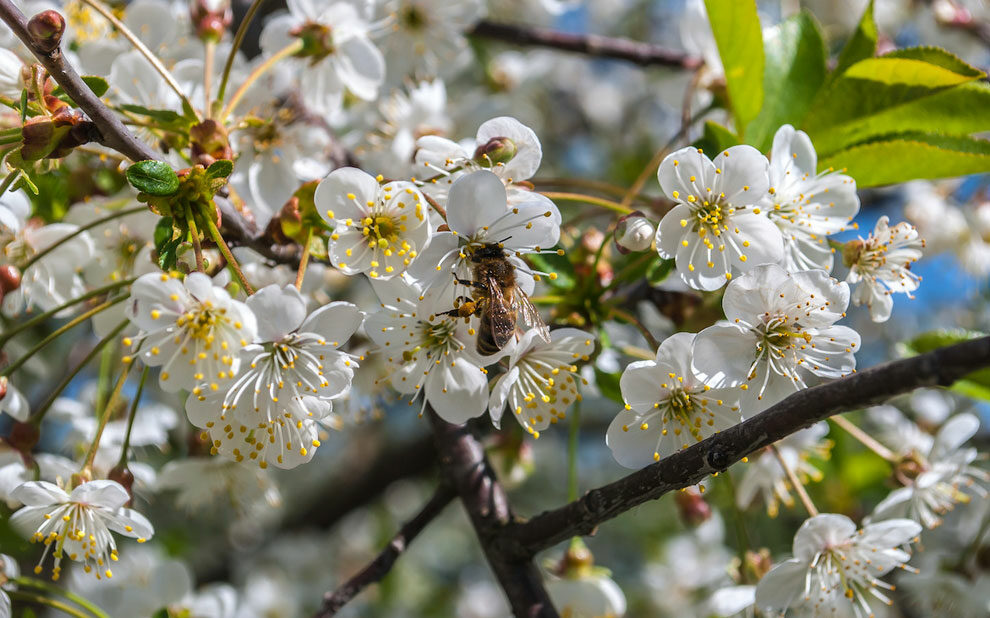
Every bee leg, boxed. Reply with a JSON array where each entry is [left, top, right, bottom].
[[453, 276, 486, 291]]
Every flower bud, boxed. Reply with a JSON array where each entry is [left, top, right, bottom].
[[8, 420, 40, 453], [191, 0, 232, 42], [474, 137, 517, 165], [674, 486, 711, 527], [0, 376, 7, 401], [108, 463, 135, 505], [27, 10, 65, 53], [614, 211, 655, 253], [0, 265, 22, 295]]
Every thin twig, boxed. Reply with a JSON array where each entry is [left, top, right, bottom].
[[538, 191, 633, 215], [830, 414, 898, 462], [217, 0, 267, 105], [313, 484, 457, 617], [770, 443, 818, 517], [470, 20, 701, 69], [0, 0, 158, 161]]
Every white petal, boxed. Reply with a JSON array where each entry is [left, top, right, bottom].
[[931, 412, 980, 459], [247, 284, 307, 342], [315, 167, 378, 224], [476, 116, 543, 181], [334, 36, 384, 101], [754, 559, 808, 610], [446, 170, 508, 237], [793, 513, 856, 560], [299, 301, 364, 346], [9, 481, 68, 506], [714, 145, 770, 204], [426, 358, 489, 423], [70, 479, 130, 510], [658, 147, 716, 201]]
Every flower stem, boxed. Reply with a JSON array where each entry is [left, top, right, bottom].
[[30, 320, 128, 425], [567, 399, 581, 503], [770, 443, 819, 517], [830, 415, 898, 462], [295, 227, 314, 290], [80, 0, 198, 119], [116, 365, 149, 469], [609, 307, 660, 350], [12, 577, 110, 618], [0, 168, 20, 194], [204, 215, 255, 294], [6, 590, 93, 618], [184, 200, 205, 272], [0, 278, 135, 348], [219, 39, 304, 122], [538, 191, 633, 215], [80, 358, 134, 477], [216, 0, 268, 105], [22, 205, 144, 271], [0, 295, 126, 378], [203, 39, 216, 117]]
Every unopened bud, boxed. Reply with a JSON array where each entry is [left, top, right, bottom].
[[27, 10, 66, 53], [614, 211, 655, 253], [675, 486, 711, 527], [108, 464, 135, 504], [8, 420, 41, 453], [0, 265, 22, 295], [474, 137, 517, 165], [191, 0, 232, 42]]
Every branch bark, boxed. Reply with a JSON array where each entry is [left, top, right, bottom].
[[428, 410, 559, 618], [313, 483, 457, 617], [0, 0, 159, 162], [500, 335, 990, 558], [470, 19, 702, 69]]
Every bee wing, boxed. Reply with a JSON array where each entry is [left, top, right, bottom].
[[515, 288, 551, 343]]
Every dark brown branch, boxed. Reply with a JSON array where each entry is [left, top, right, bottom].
[[0, 0, 159, 162], [428, 410, 559, 618], [499, 335, 990, 558], [313, 483, 457, 617], [470, 19, 702, 69]]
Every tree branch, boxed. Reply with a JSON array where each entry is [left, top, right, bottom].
[[469, 19, 702, 69], [428, 410, 559, 618], [313, 483, 457, 617], [0, 0, 159, 162], [500, 335, 990, 558]]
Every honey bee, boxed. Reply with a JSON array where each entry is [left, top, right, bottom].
[[443, 243, 550, 355]]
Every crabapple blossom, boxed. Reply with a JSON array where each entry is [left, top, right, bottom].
[[655, 145, 782, 291], [125, 272, 258, 392], [9, 480, 154, 580], [607, 333, 741, 468], [692, 264, 860, 413], [844, 216, 924, 322], [763, 125, 860, 272], [185, 285, 362, 469], [488, 328, 594, 438], [315, 167, 430, 280], [755, 514, 922, 617]]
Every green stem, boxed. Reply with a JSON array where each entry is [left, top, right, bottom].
[[22, 205, 144, 271], [605, 251, 654, 292], [6, 590, 93, 618], [220, 39, 304, 122], [216, 0, 268, 106], [184, 200, 205, 272], [610, 306, 659, 351], [117, 366, 149, 468], [0, 133, 20, 146], [567, 399, 581, 503], [0, 168, 20, 194], [204, 215, 255, 294], [30, 320, 128, 425], [295, 227, 314, 290], [12, 577, 110, 618], [0, 278, 135, 348], [0, 295, 126, 378], [80, 359, 134, 476], [538, 191, 633, 215], [93, 343, 115, 420]]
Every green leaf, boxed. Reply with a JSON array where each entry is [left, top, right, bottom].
[[19, 89, 27, 123], [819, 133, 990, 186], [883, 46, 984, 79], [901, 330, 990, 401], [646, 258, 674, 286], [809, 82, 990, 156], [704, 0, 764, 132], [527, 250, 575, 291], [834, 0, 876, 75], [745, 11, 827, 151], [154, 216, 174, 248], [126, 160, 179, 196], [206, 159, 234, 180], [692, 121, 740, 155], [594, 367, 623, 404], [52, 75, 109, 100]]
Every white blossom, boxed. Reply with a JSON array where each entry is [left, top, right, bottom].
[[381, 0, 485, 78], [655, 146, 782, 291], [607, 333, 741, 468], [845, 216, 924, 322], [10, 480, 154, 581], [764, 125, 860, 272], [693, 264, 860, 414], [755, 514, 921, 617]]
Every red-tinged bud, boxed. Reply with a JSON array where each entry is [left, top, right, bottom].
[[191, 0, 232, 42], [27, 10, 66, 53], [0, 376, 7, 401], [473, 136, 517, 166], [0, 265, 22, 295], [437, 224, 450, 232], [675, 486, 711, 527], [189, 119, 232, 166], [8, 420, 41, 454], [108, 463, 135, 504]]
